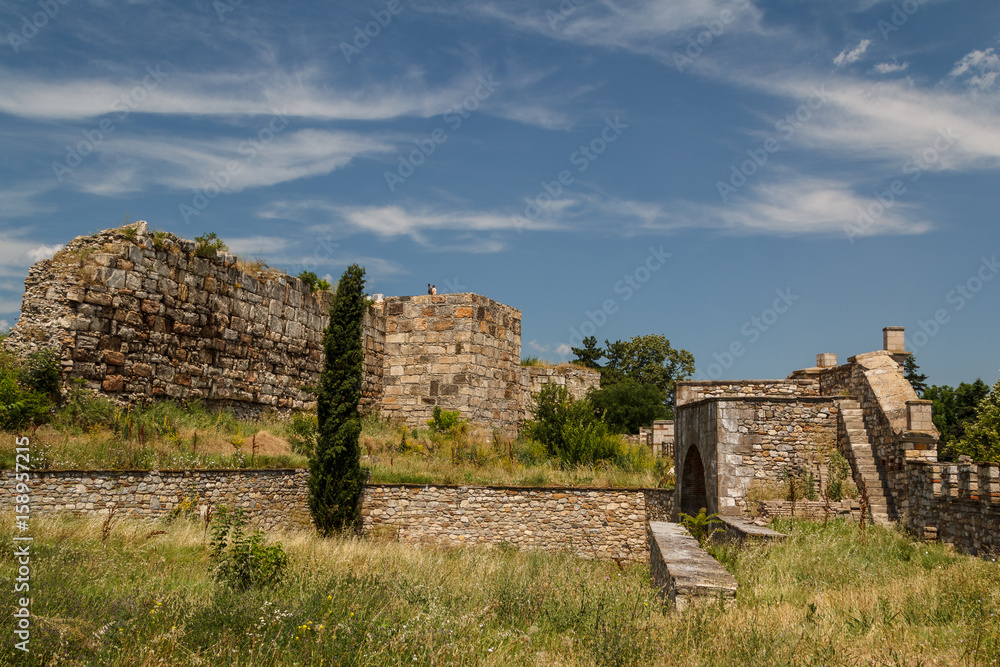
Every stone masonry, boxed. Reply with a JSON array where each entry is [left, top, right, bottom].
[[5, 222, 598, 431], [0, 469, 672, 560]]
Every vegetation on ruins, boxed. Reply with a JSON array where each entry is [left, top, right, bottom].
[[4, 512, 998, 666], [297, 270, 331, 293], [193, 231, 228, 258], [309, 263, 368, 535]]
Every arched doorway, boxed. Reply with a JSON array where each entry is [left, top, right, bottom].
[[681, 445, 708, 516]]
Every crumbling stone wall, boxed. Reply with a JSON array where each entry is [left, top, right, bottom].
[[0, 468, 312, 531], [6, 223, 598, 430], [5, 223, 329, 414]]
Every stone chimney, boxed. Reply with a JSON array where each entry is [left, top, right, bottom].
[[816, 353, 837, 368], [883, 326, 910, 365]]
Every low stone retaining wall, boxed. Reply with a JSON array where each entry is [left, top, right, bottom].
[[750, 499, 865, 523], [1, 469, 673, 559], [2, 469, 311, 531], [362, 485, 673, 560]]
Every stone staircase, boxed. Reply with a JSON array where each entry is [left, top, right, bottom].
[[836, 399, 892, 526]]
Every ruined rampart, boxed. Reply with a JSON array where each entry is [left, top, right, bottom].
[[5, 222, 599, 431]]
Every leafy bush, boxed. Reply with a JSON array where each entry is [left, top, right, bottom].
[[297, 270, 331, 292], [520, 356, 545, 367], [209, 507, 288, 590], [24, 348, 61, 399], [524, 384, 627, 466], [0, 372, 52, 429], [193, 232, 228, 258], [286, 411, 318, 457], [0, 349, 58, 429], [427, 406, 464, 434]]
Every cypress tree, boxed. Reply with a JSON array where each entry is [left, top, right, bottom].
[[308, 264, 367, 535]]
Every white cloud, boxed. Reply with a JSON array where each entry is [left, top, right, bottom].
[[950, 48, 1000, 91], [449, 0, 763, 64], [833, 39, 871, 68], [528, 340, 549, 353], [0, 319, 8, 332], [27, 244, 64, 263], [690, 174, 931, 237], [872, 60, 908, 74], [555, 343, 572, 356], [0, 67, 491, 122], [751, 75, 1000, 173], [70, 129, 394, 196]]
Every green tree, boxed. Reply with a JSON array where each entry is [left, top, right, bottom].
[[601, 334, 695, 413], [588, 380, 669, 434], [925, 378, 989, 460], [570, 336, 604, 369], [903, 355, 928, 395], [952, 379, 1000, 464], [308, 264, 368, 535]]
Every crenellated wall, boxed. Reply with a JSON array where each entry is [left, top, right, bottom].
[[906, 461, 1000, 554]]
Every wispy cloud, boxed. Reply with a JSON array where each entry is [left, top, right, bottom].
[[69, 129, 394, 196], [443, 0, 763, 64], [0, 67, 494, 122], [833, 39, 871, 68], [872, 60, 908, 74], [949, 47, 1000, 92]]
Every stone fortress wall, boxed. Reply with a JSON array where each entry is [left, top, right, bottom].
[[675, 327, 1000, 555], [4, 222, 599, 431]]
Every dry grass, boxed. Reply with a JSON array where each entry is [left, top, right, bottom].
[[2, 512, 998, 666]]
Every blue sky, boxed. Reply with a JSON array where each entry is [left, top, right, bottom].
[[1, 0, 998, 388]]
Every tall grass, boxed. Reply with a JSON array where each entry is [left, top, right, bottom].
[[1, 514, 998, 665]]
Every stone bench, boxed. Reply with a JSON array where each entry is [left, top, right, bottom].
[[648, 521, 738, 611]]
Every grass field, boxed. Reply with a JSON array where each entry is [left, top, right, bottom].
[[1, 513, 997, 666], [0, 400, 667, 489]]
